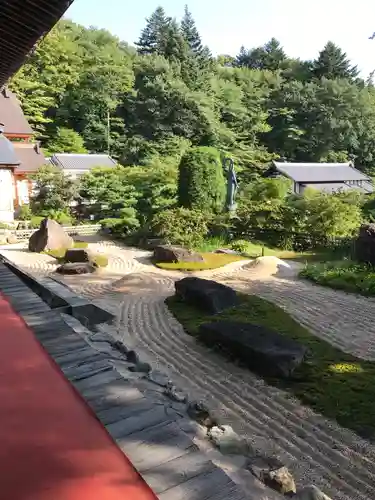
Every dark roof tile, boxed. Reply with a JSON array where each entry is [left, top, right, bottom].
[[0, 0, 74, 87], [273, 161, 369, 183], [13, 143, 45, 173], [50, 154, 117, 171], [0, 134, 20, 165], [0, 89, 33, 136]]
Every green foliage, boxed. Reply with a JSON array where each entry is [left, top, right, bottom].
[[79, 167, 138, 219], [235, 180, 363, 250], [313, 41, 359, 81], [300, 261, 375, 296], [17, 205, 32, 221], [100, 218, 124, 231], [100, 216, 139, 236], [30, 216, 44, 229], [236, 39, 286, 71], [178, 147, 225, 212], [9, 9, 375, 232], [135, 6, 171, 55], [46, 127, 87, 155], [230, 239, 251, 253], [152, 207, 210, 248], [167, 292, 375, 438], [122, 163, 178, 222], [31, 165, 77, 213]]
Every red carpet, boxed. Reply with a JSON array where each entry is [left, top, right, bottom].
[[0, 294, 157, 500]]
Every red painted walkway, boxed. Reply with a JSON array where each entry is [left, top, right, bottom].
[[0, 294, 157, 500]]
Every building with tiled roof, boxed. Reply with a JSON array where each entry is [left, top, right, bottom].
[[49, 153, 117, 179], [265, 161, 374, 195], [0, 87, 45, 221]]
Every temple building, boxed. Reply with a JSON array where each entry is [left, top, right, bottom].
[[0, 87, 45, 221]]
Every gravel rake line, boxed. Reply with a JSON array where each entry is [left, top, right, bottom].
[[118, 293, 375, 500]]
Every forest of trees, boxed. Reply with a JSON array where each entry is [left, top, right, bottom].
[[10, 5, 375, 178]]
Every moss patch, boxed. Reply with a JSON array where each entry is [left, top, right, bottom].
[[73, 241, 89, 249], [92, 254, 108, 268], [44, 243, 108, 268], [300, 261, 375, 296], [155, 252, 246, 271], [166, 293, 375, 439]]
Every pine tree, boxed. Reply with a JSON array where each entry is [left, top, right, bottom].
[[313, 41, 359, 80], [135, 6, 170, 55], [181, 5, 203, 55], [235, 46, 250, 67], [235, 39, 285, 70]]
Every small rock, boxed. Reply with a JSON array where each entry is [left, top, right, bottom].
[[148, 370, 170, 387], [6, 234, 17, 244], [215, 248, 239, 255], [112, 340, 129, 356], [208, 425, 248, 455], [294, 485, 332, 500], [29, 217, 73, 252], [126, 350, 139, 364], [164, 383, 187, 403], [187, 401, 217, 428], [64, 248, 91, 263], [129, 362, 151, 373], [56, 262, 96, 275], [249, 456, 296, 495], [267, 466, 296, 495]]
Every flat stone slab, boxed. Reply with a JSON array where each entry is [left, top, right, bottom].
[[199, 321, 307, 378], [175, 277, 239, 314]]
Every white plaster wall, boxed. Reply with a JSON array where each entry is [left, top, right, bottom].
[[0, 169, 14, 222]]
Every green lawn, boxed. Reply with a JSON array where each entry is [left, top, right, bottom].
[[167, 293, 375, 439], [155, 252, 246, 271], [241, 241, 340, 263]]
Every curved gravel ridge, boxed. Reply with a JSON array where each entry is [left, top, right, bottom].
[[220, 272, 375, 361], [3, 241, 375, 498], [115, 289, 375, 500]]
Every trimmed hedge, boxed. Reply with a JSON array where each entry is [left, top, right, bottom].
[[178, 146, 225, 212]]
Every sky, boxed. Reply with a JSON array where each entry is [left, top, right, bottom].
[[66, 0, 375, 77]]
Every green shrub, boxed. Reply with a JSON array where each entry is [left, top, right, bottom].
[[100, 216, 139, 236], [230, 239, 250, 254], [55, 211, 73, 225], [195, 236, 227, 252], [300, 261, 375, 296], [178, 147, 225, 212], [30, 216, 44, 229], [0, 222, 11, 229], [151, 208, 210, 248], [100, 218, 124, 233], [17, 205, 32, 221]]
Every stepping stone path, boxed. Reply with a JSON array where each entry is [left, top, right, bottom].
[[3, 237, 375, 499]]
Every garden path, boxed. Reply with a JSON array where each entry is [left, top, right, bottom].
[[2, 238, 375, 500]]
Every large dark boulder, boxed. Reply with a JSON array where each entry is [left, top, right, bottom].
[[154, 245, 203, 263], [199, 321, 307, 378], [29, 218, 73, 253], [354, 223, 375, 265], [56, 262, 97, 275], [175, 277, 239, 314], [64, 248, 91, 263]]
